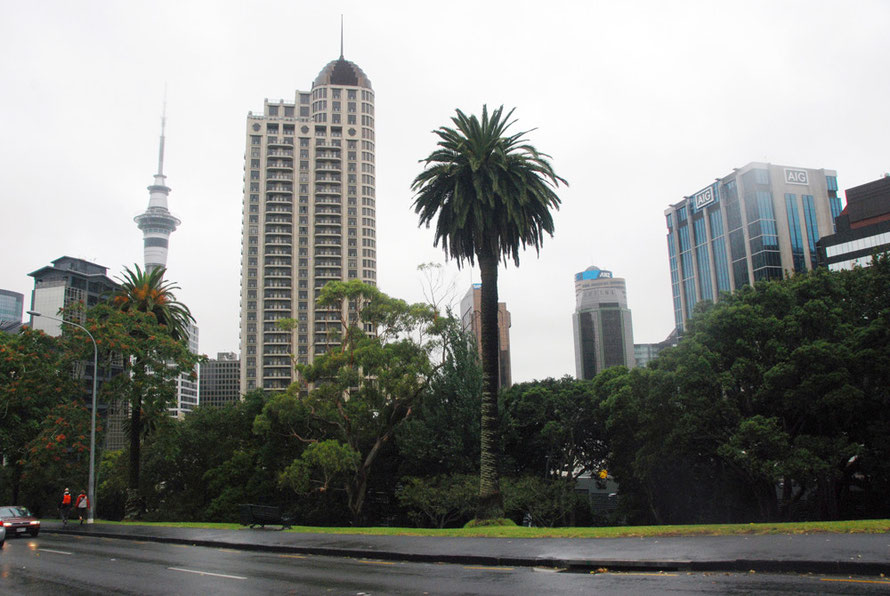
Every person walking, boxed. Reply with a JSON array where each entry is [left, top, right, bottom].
[[74, 490, 89, 524], [59, 488, 72, 526]]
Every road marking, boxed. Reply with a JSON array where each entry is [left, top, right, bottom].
[[615, 572, 679, 577], [39, 549, 73, 555], [279, 554, 307, 559], [168, 567, 247, 580], [821, 578, 890, 585], [464, 566, 514, 571], [360, 560, 396, 566]]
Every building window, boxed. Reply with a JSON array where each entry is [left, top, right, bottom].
[[801, 195, 820, 269], [784, 194, 806, 273]]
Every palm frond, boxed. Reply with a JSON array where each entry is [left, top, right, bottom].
[[412, 105, 566, 268]]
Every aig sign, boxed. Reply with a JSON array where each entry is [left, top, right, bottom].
[[784, 168, 809, 186], [693, 186, 716, 210]]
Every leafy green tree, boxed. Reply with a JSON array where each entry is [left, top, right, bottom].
[[396, 316, 482, 478], [501, 376, 607, 481], [84, 301, 199, 518], [396, 474, 477, 528], [412, 105, 566, 519], [500, 376, 608, 526], [602, 260, 890, 524], [0, 328, 80, 503], [257, 282, 440, 523], [18, 400, 94, 516], [106, 266, 196, 518], [502, 476, 591, 528]]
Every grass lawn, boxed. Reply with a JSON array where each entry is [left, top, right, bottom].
[[94, 518, 890, 538]]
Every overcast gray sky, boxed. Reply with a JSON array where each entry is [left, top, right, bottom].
[[2, 0, 888, 382]]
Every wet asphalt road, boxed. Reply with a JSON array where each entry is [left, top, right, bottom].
[[3, 533, 890, 595]]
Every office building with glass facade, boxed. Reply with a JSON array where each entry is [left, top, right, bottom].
[[572, 266, 635, 379], [460, 284, 512, 389], [26, 257, 127, 448], [665, 162, 841, 332], [0, 289, 24, 331], [199, 352, 241, 408], [818, 175, 890, 271], [239, 53, 377, 391]]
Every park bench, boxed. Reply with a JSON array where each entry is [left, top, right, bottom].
[[238, 504, 294, 530]]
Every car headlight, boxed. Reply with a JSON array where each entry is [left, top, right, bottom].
[[30, 521, 39, 525]]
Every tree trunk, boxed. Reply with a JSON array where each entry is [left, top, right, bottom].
[[125, 387, 143, 520], [11, 459, 22, 505], [476, 251, 504, 520], [128, 395, 141, 490]]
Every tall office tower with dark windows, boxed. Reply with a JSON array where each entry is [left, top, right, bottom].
[[199, 352, 241, 408], [665, 162, 841, 333], [460, 284, 512, 389], [572, 266, 635, 379], [240, 53, 377, 392]]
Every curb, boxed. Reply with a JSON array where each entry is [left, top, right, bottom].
[[42, 527, 890, 576]]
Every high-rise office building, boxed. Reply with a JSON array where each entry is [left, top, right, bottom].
[[665, 162, 841, 332], [28, 257, 119, 334], [199, 352, 241, 408], [171, 321, 200, 418], [633, 329, 679, 368], [460, 284, 512, 389], [818, 175, 890, 271], [27, 257, 126, 448], [0, 289, 24, 332], [572, 266, 635, 379], [240, 52, 377, 392]]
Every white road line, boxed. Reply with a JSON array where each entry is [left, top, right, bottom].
[[39, 549, 73, 555], [167, 567, 247, 580]]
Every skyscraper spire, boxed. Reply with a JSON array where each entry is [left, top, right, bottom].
[[135, 103, 180, 272], [340, 15, 344, 58]]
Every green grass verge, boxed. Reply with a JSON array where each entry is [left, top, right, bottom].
[[91, 518, 890, 538]]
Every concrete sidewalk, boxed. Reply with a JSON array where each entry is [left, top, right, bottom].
[[40, 521, 890, 575]]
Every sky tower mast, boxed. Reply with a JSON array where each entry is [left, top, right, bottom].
[[134, 104, 181, 271]]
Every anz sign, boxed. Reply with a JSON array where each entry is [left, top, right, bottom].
[[576, 269, 613, 282], [692, 184, 717, 211], [784, 168, 809, 186]]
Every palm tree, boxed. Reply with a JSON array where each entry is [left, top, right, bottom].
[[412, 105, 566, 520], [112, 265, 195, 517], [113, 265, 193, 340]]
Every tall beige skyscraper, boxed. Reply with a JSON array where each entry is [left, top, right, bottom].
[[572, 266, 635, 380], [240, 53, 377, 392], [460, 284, 512, 389]]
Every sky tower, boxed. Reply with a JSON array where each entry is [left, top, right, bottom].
[[135, 109, 180, 271]]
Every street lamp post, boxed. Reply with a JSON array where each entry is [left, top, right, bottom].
[[28, 311, 98, 524]]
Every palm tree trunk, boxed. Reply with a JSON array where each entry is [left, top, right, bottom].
[[125, 387, 143, 520], [476, 251, 504, 520], [128, 395, 141, 489]]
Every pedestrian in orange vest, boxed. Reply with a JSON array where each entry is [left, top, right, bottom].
[[74, 490, 89, 525], [59, 488, 72, 526]]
